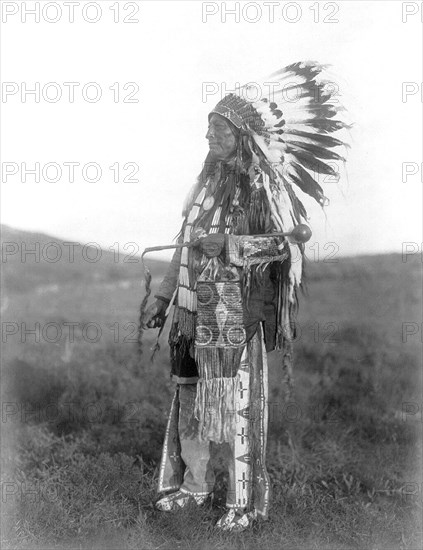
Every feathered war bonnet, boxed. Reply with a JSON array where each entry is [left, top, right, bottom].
[[207, 61, 350, 304]]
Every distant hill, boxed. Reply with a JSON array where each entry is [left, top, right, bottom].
[[1, 224, 168, 294]]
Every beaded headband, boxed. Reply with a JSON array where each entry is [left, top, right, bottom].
[[208, 93, 265, 134]]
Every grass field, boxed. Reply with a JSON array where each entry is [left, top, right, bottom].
[[1, 225, 422, 549]]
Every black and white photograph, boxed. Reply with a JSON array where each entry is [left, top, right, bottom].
[[1, 1, 422, 548]]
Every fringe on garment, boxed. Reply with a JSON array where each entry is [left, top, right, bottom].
[[176, 308, 196, 341], [194, 376, 240, 444], [194, 345, 245, 443], [274, 260, 298, 397], [195, 346, 244, 378]]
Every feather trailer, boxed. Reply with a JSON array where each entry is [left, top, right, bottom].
[[267, 61, 329, 82], [287, 140, 346, 162], [285, 146, 340, 178], [287, 162, 328, 206], [286, 119, 351, 134], [284, 128, 347, 147]]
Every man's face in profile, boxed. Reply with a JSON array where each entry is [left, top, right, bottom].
[[206, 114, 238, 161]]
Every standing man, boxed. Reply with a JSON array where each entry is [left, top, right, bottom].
[[142, 62, 348, 532]]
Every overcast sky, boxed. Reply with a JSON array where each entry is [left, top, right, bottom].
[[1, 1, 422, 259]]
